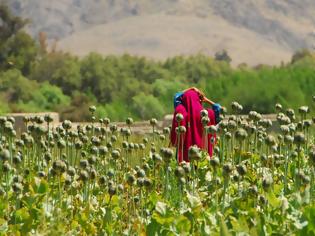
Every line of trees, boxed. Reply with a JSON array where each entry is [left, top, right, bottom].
[[0, 4, 315, 121]]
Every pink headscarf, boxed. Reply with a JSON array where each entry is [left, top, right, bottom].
[[170, 89, 216, 162]]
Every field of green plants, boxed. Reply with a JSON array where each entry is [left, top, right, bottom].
[[0, 102, 315, 235]]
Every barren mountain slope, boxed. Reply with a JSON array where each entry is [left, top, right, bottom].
[[4, 0, 315, 65]]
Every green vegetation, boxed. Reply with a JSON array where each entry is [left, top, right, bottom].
[[1, 4, 315, 121], [0, 104, 315, 234]]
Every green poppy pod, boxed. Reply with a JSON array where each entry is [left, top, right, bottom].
[[227, 120, 237, 132], [0, 149, 10, 162], [275, 103, 282, 111], [117, 184, 124, 192], [175, 113, 184, 123], [231, 101, 240, 112], [235, 128, 248, 141], [13, 155, 22, 165], [236, 164, 247, 176], [143, 137, 148, 144], [188, 145, 201, 161], [210, 157, 220, 169], [207, 125, 217, 135], [103, 118, 110, 125], [2, 162, 11, 173], [90, 169, 97, 180], [201, 116, 210, 126], [182, 162, 191, 173], [107, 169, 115, 178], [143, 178, 152, 188], [286, 109, 295, 120], [303, 120, 312, 128], [298, 106, 309, 115], [280, 125, 290, 135], [308, 149, 315, 164], [262, 175, 273, 191], [137, 178, 144, 187], [88, 155, 97, 165], [110, 124, 117, 133], [13, 175, 23, 183], [232, 174, 239, 182], [89, 105, 96, 113], [12, 182, 23, 193], [99, 146, 108, 155], [159, 134, 165, 141], [136, 169, 146, 178], [284, 135, 294, 145], [91, 137, 101, 146], [57, 139, 66, 149], [98, 176, 107, 185], [79, 170, 89, 182], [200, 109, 208, 117], [222, 163, 233, 177], [79, 159, 89, 169], [142, 163, 150, 172], [150, 118, 158, 126], [225, 132, 232, 140], [44, 114, 54, 123], [174, 166, 185, 178], [248, 186, 258, 196], [126, 117, 134, 125], [111, 149, 121, 160], [294, 132, 306, 145], [127, 174, 136, 185], [265, 135, 276, 147], [163, 127, 170, 135], [38, 171, 46, 178], [259, 195, 267, 205], [62, 120, 72, 130]]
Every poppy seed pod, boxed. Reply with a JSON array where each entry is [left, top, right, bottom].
[[136, 169, 146, 178], [127, 174, 136, 185], [284, 135, 294, 145], [262, 175, 273, 191], [12, 182, 23, 193], [303, 120, 312, 128], [89, 105, 96, 114], [137, 178, 144, 187], [275, 103, 282, 111], [79, 159, 89, 169], [13, 175, 23, 183], [109, 124, 117, 133], [248, 185, 258, 196], [201, 116, 210, 126], [210, 157, 220, 169], [88, 155, 97, 165], [62, 120, 72, 130], [172, 114, 183, 126], [265, 135, 276, 147], [0, 149, 10, 162], [2, 162, 11, 173], [309, 150, 315, 165], [227, 120, 237, 132], [298, 106, 309, 115], [235, 128, 248, 141], [294, 132, 306, 145], [178, 126, 186, 133], [108, 185, 116, 197], [163, 127, 170, 135], [36, 171, 46, 178], [232, 174, 239, 182], [236, 164, 247, 176], [188, 145, 201, 161], [107, 169, 115, 178], [259, 195, 267, 205], [200, 109, 208, 117], [90, 169, 97, 180], [52, 160, 67, 174], [79, 170, 89, 182], [207, 125, 217, 135], [98, 176, 106, 185], [126, 117, 134, 126], [103, 118, 110, 126], [99, 146, 108, 155], [67, 167, 75, 177], [174, 166, 185, 178], [222, 163, 233, 177], [90, 145, 99, 155], [150, 118, 158, 126]]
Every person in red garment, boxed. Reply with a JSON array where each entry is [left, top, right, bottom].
[[170, 88, 221, 163]]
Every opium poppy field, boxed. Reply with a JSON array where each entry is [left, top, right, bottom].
[[0, 103, 315, 235]]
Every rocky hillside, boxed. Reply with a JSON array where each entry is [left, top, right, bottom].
[[3, 0, 315, 65]]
